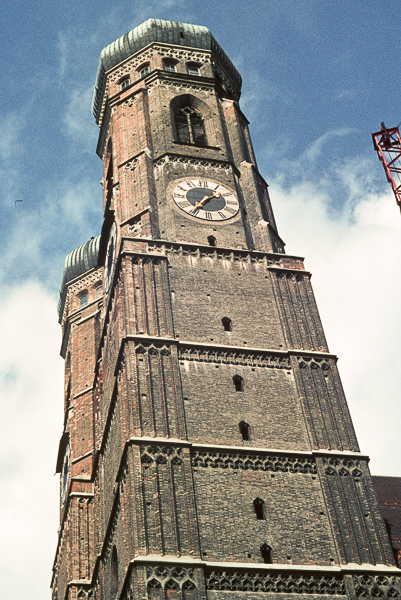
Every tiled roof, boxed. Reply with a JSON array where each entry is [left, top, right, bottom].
[[372, 475, 401, 567], [57, 235, 100, 320], [91, 18, 242, 123]]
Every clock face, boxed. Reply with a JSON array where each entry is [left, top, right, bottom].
[[172, 179, 240, 221], [104, 222, 117, 294], [61, 443, 70, 505]]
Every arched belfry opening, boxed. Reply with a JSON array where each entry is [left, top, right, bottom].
[[170, 94, 212, 147], [175, 106, 206, 145]]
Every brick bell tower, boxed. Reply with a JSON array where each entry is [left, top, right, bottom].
[[52, 18, 401, 600]]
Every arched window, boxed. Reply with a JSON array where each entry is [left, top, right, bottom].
[[175, 106, 206, 146], [111, 546, 118, 598], [261, 543, 272, 563], [79, 292, 88, 308], [222, 317, 232, 331], [140, 66, 149, 78], [233, 375, 244, 392], [253, 497, 265, 520], [239, 420, 250, 440], [121, 77, 130, 90]]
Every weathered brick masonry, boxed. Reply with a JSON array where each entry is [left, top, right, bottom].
[[52, 18, 401, 600]]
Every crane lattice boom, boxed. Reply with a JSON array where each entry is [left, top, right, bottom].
[[372, 122, 401, 210]]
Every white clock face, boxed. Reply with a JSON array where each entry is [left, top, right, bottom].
[[172, 179, 240, 221], [104, 222, 117, 294]]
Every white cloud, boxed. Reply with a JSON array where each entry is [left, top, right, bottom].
[[302, 128, 355, 163], [0, 112, 25, 162], [270, 159, 401, 476], [56, 31, 70, 79], [0, 177, 101, 289], [0, 282, 63, 600], [63, 86, 98, 152]]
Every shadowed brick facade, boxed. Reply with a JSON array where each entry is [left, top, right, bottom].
[[52, 18, 401, 600]]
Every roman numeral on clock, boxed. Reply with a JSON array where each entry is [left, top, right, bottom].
[[224, 206, 237, 215]]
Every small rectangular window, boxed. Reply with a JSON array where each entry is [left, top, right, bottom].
[[140, 67, 149, 78], [121, 79, 130, 90], [164, 61, 176, 73], [188, 66, 199, 76]]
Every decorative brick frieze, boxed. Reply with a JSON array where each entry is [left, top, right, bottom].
[[76, 586, 93, 599], [353, 574, 401, 598], [192, 449, 317, 474], [178, 344, 290, 369], [145, 239, 287, 267], [152, 44, 211, 64], [135, 342, 172, 356], [146, 565, 197, 591], [153, 154, 232, 172], [148, 80, 213, 95], [205, 567, 345, 595], [122, 158, 139, 171], [276, 269, 310, 281], [108, 49, 155, 83], [140, 444, 184, 468], [298, 356, 331, 375], [323, 457, 363, 479]]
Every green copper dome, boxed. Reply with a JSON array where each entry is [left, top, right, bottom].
[[57, 235, 100, 320], [91, 18, 242, 123]]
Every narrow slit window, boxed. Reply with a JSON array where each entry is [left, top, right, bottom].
[[261, 543, 272, 563], [208, 235, 216, 247], [239, 420, 250, 440], [253, 497, 265, 520], [111, 546, 118, 598], [222, 317, 232, 331], [233, 375, 244, 392]]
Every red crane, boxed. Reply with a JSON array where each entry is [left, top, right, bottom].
[[372, 122, 401, 211]]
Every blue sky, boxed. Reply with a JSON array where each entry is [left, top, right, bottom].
[[1, 1, 401, 598]]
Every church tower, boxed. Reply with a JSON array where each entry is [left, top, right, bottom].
[[52, 18, 401, 600]]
